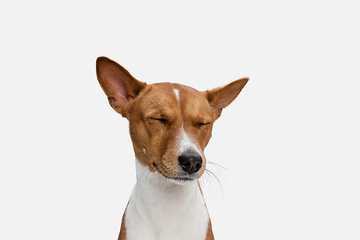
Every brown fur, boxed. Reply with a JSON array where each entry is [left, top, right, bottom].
[[205, 220, 215, 240], [118, 209, 127, 240]]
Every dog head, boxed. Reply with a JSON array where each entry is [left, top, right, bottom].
[[96, 57, 248, 183]]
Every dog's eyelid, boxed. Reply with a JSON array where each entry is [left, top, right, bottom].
[[194, 119, 212, 127], [146, 115, 169, 124], [194, 116, 212, 126], [197, 122, 211, 126], [155, 117, 168, 124]]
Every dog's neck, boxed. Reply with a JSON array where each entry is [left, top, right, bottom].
[[124, 159, 209, 240]]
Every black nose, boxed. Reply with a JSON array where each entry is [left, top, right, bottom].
[[178, 152, 203, 175]]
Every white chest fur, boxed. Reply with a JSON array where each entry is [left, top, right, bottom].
[[124, 160, 210, 240]]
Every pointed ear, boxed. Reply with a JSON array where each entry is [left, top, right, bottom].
[[205, 77, 249, 120], [96, 57, 147, 117]]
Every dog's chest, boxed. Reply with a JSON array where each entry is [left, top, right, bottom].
[[124, 162, 209, 240]]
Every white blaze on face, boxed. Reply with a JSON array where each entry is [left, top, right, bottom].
[[173, 88, 180, 101], [173, 86, 202, 156], [179, 128, 201, 155]]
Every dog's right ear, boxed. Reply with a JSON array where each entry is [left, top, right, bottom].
[[96, 57, 147, 117]]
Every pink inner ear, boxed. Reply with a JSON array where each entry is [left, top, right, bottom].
[[104, 72, 130, 110], [110, 93, 128, 110]]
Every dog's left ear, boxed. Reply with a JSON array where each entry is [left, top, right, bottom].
[[96, 57, 147, 117], [204, 77, 249, 120]]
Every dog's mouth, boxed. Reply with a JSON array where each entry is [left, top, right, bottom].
[[169, 176, 196, 183], [152, 162, 199, 183]]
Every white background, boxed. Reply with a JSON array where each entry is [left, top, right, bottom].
[[1, 1, 359, 239]]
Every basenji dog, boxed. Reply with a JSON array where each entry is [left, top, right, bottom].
[[96, 57, 248, 240]]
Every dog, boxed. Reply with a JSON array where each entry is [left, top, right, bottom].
[[96, 56, 248, 240]]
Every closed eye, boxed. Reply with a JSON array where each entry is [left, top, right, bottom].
[[197, 122, 211, 127], [150, 117, 168, 124], [157, 118, 168, 124]]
